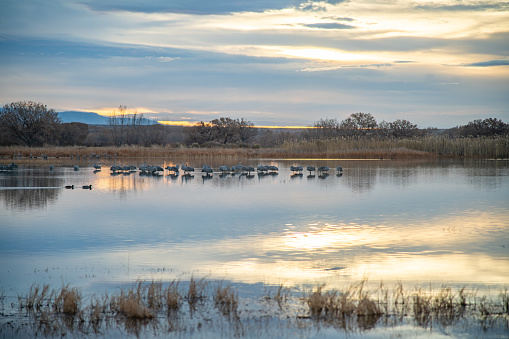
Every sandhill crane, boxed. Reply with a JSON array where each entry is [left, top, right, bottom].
[[92, 163, 101, 170], [73, 165, 80, 171], [202, 164, 213, 175], [232, 162, 245, 172], [257, 164, 268, 172], [267, 165, 278, 172], [336, 166, 343, 173], [290, 165, 303, 174], [181, 163, 194, 173], [317, 166, 329, 174], [165, 164, 179, 173], [306, 166, 315, 174], [244, 165, 255, 175], [219, 165, 230, 173]]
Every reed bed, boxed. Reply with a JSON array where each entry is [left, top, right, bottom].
[[1, 135, 507, 160], [7, 279, 508, 338]]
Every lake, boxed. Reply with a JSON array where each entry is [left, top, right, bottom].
[[1, 157, 508, 338]]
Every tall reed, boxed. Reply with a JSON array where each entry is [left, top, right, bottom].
[[2, 135, 507, 159]]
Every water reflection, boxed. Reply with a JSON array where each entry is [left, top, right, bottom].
[[0, 170, 64, 210], [0, 158, 508, 296]]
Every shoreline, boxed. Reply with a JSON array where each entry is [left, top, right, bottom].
[[0, 145, 501, 160]]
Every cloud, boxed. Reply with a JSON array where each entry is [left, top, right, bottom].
[[301, 22, 356, 29], [461, 60, 509, 67], [300, 63, 392, 72], [77, 0, 312, 15], [322, 16, 355, 22], [416, 3, 509, 12], [299, 0, 349, 12]]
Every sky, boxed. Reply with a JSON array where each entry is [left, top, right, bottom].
[[1, 0, 508, 128]]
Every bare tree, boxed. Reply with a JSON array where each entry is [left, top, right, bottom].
[[237, 118, 257, 143], [0, 101, 61, 146], [340, 112, 377, 137], [59, 122, 89, 146], [184, 117, 257, 146], [108, 105, 150, 146], [389, 119, 419, 138], [310, 117, 340, 139]]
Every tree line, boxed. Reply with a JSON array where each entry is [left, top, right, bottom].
[[1, 101, 507, 148]]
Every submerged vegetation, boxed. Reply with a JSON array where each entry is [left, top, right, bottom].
[[2, 279, 508, 338]]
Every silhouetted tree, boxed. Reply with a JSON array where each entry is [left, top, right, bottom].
[[340, 112, 377, 137], [184, 117, 257, 145], [0, 101, 61, 146], [310, 117, 340, 139], [108, 105, 150, 146], [237, 118, 257, 143], [389, 119, 419, 138], [458, 118, 508, 137], [59, 122, 89, 146]]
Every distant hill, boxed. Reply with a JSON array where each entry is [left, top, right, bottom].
[[58, 111, 159, 125], [58, 111, 109, 125]]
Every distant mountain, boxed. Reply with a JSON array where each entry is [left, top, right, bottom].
[[58, 111, 110, 125], [58, 111, 159, 125]]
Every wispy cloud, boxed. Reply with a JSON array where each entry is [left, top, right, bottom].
[[460, 59, 509, 67], [301, 22, 356, 29], [78, 0, 312, 14], [416, 2, 509, 12]]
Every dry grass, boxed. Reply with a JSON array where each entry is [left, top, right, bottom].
[[111, 281, 154, 320], [264, 284, 291, 303], [187, 275, 206, 304], [19, 284, 51, 311], [214, 286, 239, 317], [305, 280, 381, 318], [164, 279, 181, 311], [53, 284, 82, 315], [9, 279, 509, 337], [2, 135, 507, 160]]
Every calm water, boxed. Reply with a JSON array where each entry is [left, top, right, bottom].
[[1, 157, 508, 294]]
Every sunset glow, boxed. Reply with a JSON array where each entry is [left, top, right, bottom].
[[1, 0, 508, 127]]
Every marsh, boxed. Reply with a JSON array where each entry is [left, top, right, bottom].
[[1, 157, 508, 338]]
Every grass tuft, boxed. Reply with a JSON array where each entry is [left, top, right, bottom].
[[164, 279, 181, 312], [214, 286, 239, 317]]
